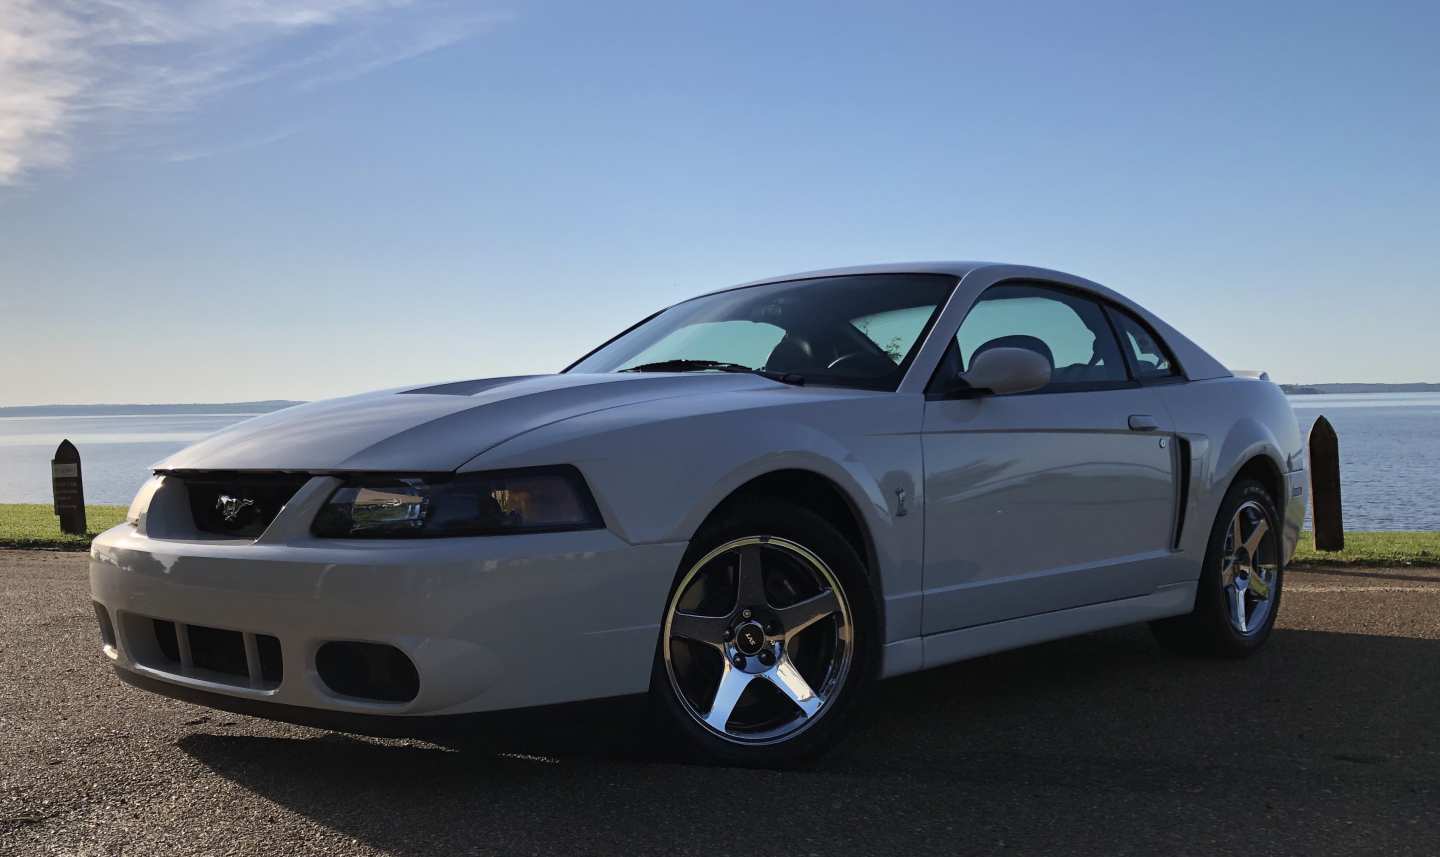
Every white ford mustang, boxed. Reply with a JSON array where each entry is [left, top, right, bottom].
[[91, 262, 1307, 765]]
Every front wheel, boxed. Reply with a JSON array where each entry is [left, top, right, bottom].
[[651, 500, 876, 766], [1152, 478, 1284, 657]]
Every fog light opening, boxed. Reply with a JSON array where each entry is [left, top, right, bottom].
[[315, 641, 419, 703]]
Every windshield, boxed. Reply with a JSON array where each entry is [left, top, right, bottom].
[[566, 274, 958, 390]]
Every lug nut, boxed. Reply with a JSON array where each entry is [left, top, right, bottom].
[[722, 627, 733, 641], [732, 655, 746, 668], [741, 609, 752, 619], [758, 650, 774, 666], [767, 623, 780, 635]]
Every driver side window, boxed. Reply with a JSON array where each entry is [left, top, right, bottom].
[[951, 284, 1130, 391]]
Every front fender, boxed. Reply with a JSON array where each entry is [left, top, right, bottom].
[[667, 441, 895, 546], [462, 392, 927, 642]]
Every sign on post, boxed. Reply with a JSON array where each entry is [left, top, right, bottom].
[[51, 439, 87, 536], [1308, 416, 1343, 551]]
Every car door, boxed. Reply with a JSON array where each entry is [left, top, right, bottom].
[[921, 282, 1179, 635]]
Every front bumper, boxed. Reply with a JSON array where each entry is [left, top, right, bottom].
[[90, 504, 686, 718], [111, 667, 650, 745]]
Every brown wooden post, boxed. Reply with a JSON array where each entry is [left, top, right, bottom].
[[51, 439, 87, 536], [1308, 416, 1343, 551]]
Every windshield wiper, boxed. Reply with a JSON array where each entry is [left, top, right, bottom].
[[620, 359, 805, 385], [621, 359, 753, 373]]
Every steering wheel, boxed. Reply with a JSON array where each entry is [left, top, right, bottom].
[[828, 351, 895, 373]]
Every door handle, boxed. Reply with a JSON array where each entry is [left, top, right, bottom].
[[1128, 414, 1160, 431]]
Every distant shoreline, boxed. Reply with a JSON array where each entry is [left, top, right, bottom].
[[0, 401, 304, 418], [1280, 383, 1440, 395], [2, 386, 1437, 412]]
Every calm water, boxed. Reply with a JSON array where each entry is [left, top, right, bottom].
[[0, 414, 253, 507], [1288, 394, 1440, 530], [1, 395, 1437, 529]]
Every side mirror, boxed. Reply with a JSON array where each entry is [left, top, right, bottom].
[[955, 347, 1051, 397]]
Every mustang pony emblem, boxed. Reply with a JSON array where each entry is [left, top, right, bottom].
[[215, 494, 258, 527]]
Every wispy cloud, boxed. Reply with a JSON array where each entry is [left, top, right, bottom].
[[0, 1, 508, 184], [165, 125, 303, 163]]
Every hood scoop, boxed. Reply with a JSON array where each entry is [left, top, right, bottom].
[[153, 372, 778, 473], [401, 376, 536, 396]]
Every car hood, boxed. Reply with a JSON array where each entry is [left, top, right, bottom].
[[155, 373, 781, 472]]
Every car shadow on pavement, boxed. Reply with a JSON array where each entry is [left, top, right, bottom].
[[1292, 565, 1440, 585], [177, 625, 1440, 856]]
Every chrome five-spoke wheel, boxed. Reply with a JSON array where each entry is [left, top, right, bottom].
[[1220, 499, 1279, 636], [662, 536, 853, 745], [1150, 478, 1283, 657]]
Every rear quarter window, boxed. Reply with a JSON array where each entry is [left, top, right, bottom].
[[1107, 306, 1180, 380]]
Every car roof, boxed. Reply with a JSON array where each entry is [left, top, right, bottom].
[[723, 261, 996, 291]]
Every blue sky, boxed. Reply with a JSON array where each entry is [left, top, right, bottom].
[[1, 0, 1436, 405]]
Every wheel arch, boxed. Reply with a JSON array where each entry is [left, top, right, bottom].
[[1210, 417, 1291, 563], [1232, 453, 1285, 512], [689, 468, 886, 638], [1213, 415, 1287, 504]]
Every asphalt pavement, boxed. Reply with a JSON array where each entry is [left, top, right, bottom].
[[3, 550, 1438, 856]]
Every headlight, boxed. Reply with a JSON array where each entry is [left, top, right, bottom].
[[127, 475, 164, 526], [311, 466, 603, 538]]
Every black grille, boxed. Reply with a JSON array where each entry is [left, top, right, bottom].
[[149, 618, 283, 685], [93, 603, 116, 648], [257, 635, 284, 683], [188, 624, 250, 676], [176, 473, 312, 538], [155, 619, 180, 662]]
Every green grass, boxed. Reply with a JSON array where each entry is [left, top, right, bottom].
[[1292, 530, 1440, 567], [0, 502, 1435, 566], [0, 504, 128, 551]]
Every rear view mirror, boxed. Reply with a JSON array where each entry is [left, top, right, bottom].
[[958, 347, 1051, 396]]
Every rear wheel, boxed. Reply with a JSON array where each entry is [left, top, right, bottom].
[[652, 500, 875, 766], [1152, 478, 1284, 656]]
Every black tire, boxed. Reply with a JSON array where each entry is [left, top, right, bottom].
[[1151, 478, 1284, 657], [650, 498, 878, 767]]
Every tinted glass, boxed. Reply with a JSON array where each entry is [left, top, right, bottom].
[[568, 274, 958, 390], [615, 320, 786, 370], [850, 305, 937, 364], [955, 284, 1128, 389], [1109, 306, 1179, 380]]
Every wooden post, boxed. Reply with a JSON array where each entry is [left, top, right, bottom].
[[51, 439, 87, 536], [1308, 416, 1343, 551]]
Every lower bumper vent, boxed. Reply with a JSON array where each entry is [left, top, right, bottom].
[[149, 618, 283, 688], [93, 602, 116, 649]]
